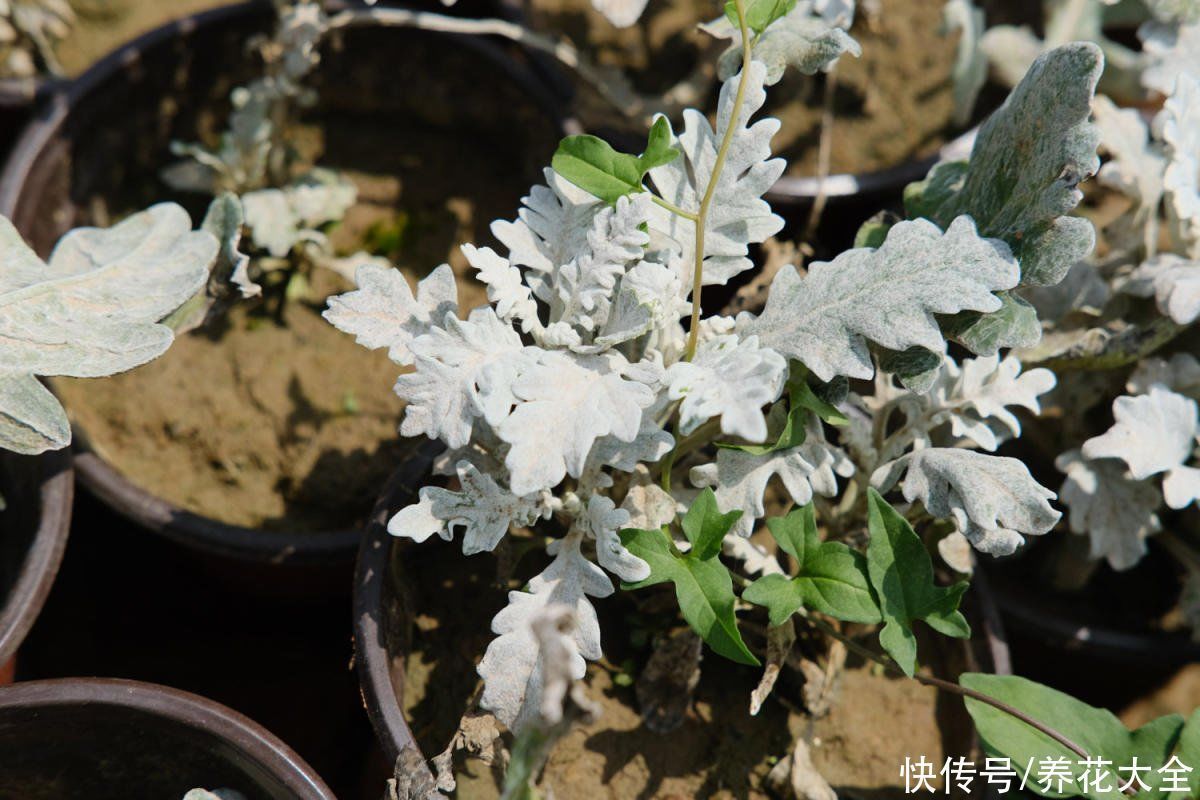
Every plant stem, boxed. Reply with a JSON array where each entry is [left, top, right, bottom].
[[806, 616, 1111, 774], [682, 0, 754, 362], [651, 194, 699, 222]]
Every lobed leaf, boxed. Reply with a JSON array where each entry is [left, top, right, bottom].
[[743, 505, 880, 625], [745, 216, 1018, 382]]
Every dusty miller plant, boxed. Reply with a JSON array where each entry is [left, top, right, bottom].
[[326, 0, 1200, 795], [163, 0, 388, 310]]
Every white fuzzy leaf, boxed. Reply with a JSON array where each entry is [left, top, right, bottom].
[[396, 307, 529, 449], [1082, 386, 1198, 480], [1128, 353, 1200, 397], [589, 259, 688, 350], [580, 494, 648, 582], [927, 354, 1056, 451], [388, 460, 549, 555], [477, 531, 612, 731], [499, 350, 658, 494], [323, 263, 457, 365], [1125, 254, 1200, 324], [690, 421, 843, 537], [666, 333, 786, 442], [943, 0, 987, 127], [872, 448, 1060, 556], [702, 6, 861, 86], [1161, 73, 1200, 249], [0, 373, 69, 454], [745, 216, 1017, 381], [647, 62, 785, 287], [1093, 95, 1167, 219], [1140, 21, 1200, 98], [587, 408, 674, 473], [491, 168, 602, 306], [0, 204, 216, 454], [1056, 449, 1163, 570], [241, 170, 356, 257], [553, 194, 652, 334], [1164, 464, 1200, 510]]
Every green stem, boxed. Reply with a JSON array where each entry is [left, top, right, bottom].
[[682, 0, 754, 363], [651, 194, 699, 222]]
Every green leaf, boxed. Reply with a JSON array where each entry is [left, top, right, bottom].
[[960, 673, 1154, 800], [875, 345, 944, 393], [943, 291, 1041, 356], [716, 399, 807, 455], [681, 487, 743, 560], [551, 117, 679, 204], [853, 213, 896, 249], [1170, 708, 1200, 799], [744, 505, 880, 625], [621, 528, 759, 666], [725, 0, 797, 35], [1131, 714, 1185, 800], [787, 366, 848, 426], [865, 489, 969, 676]]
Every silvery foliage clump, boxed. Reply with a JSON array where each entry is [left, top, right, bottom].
[[0, 0, 72, 80], [0, 202, 233, 459], [1042, 71, 1200, 573], [327, 15, 1104, 732], [163, 0, 381, 292]]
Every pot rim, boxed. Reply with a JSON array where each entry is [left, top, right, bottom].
[[0, 449, 73, 669], [0, 676, 336, 799], [983, 560, 1200, 663], [0, 2, 566, 564], [354, 451, 1013, 772]]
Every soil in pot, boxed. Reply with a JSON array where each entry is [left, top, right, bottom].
[[31, 19, 560, 532], [531, 0, 1032, 178], [382, 538, 985, 798]]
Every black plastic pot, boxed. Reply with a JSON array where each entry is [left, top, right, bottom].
[[0, 678, 335, 799], [980, 547, 1200, 709], [0, 450, 72, 682], [354, 450, 1013, 787], [0, 2, 564, 566]]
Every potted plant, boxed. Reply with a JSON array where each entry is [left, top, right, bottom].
[[0, 0, 565, 565], [317, 0, 1200, 790]]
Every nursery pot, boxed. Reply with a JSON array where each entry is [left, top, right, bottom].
[[0, 678, 335, 799], [354, 451, 1014, 792], [0, 2, 564, 566], [0, 450, 72, 684], [980, 544, 1200, 707]]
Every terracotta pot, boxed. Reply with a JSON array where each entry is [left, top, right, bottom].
[[354, 450, 1014, 789], [0, 450, 72, 683], [0, 2, 564, 566], [0, 677, 335, 799]]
